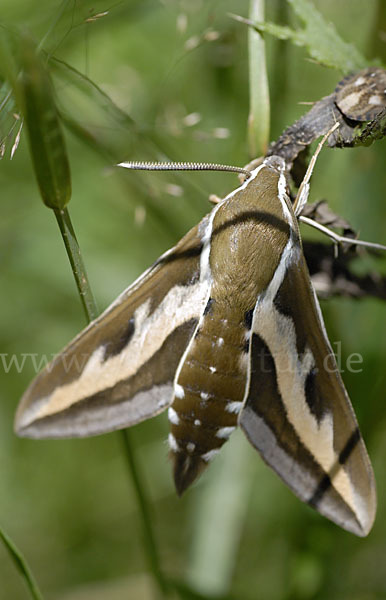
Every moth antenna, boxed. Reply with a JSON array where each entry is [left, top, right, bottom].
[[293, 122, 340, 216], [299, 216, 386, 252], [117, 160, 252, 179]]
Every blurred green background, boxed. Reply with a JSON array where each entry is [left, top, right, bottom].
[[0, 1, 385, 598]]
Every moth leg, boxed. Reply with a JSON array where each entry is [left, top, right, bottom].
[[293, 122, 340, 216], [209, 194, 222, 205], [238, 157, 264, 184], [299, 215, 386, 252]]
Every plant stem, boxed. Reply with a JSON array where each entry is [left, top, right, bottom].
[[0, 527, 44, 600], [54, 207, 168, 597], [248, 0, 270, 157], [121, 430, 169, 596], [54, 208, 98, 321]]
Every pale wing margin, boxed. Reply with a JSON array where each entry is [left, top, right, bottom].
[[15, 220, 210, 439], [239, 249, 376, 536]]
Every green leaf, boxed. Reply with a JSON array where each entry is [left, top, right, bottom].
[[17, 34, 71, 209], [243, 0, 367, 73]]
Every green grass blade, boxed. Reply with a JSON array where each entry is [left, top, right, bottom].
[[187, 435, 253, 597], [49, 55, 137, 133], [54, 207, 168, 598], [17, 34, 71, 209], [54, 208, 98, 321], [0, 526, 44, 600]]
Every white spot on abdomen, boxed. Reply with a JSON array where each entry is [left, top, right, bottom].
[[174, 383, 185, 399], [201, 449, 220, 462], [168, 433, 179, 452], [216, 426, 236, 439], [226, 401, 243, 414], [168, 407, 180, 425]]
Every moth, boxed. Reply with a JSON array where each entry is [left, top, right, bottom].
[[15, 133, 377, 537]]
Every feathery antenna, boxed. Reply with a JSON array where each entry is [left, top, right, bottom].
[[117, 160, 252, 178]]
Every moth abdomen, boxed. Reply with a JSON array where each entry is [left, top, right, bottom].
[[168, 306, 249, 494], [168, 413, 235, 495]]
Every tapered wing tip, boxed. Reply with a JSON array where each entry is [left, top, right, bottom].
[[14, 386, 49, 438], [14, 405, 34, 437], [349, 491, 377, 538], [313, 466, 377, 538], [342, 508, 376, 537], [355, 521, 374, 537], [172, 451, 207, 496], [14, 399, 56, 439]]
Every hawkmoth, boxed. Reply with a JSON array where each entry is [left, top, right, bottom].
[[15, 140, 377, 537]]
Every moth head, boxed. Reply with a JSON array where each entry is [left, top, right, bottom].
[[263, 155, 286, 173]]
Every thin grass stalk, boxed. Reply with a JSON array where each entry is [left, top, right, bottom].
[[0, 527, 44, 600], [248, 0, 270, 156], [53, 208, 98, 321], [53, 207, 168, 598]]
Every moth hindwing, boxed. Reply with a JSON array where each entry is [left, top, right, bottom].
[[15, 155, 376, 537]]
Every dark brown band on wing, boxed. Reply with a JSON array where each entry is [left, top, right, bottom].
[[247, 333, 324, 476], [273, 266, 308, 357], [31, 319, 198, 430], [246, 333, 358, 518], [308, 427, 361, 508], [339, 427, 361, 465], [158, 244, 203, 266], [303, 366, 326, 423], [272, 259, 328, 424], [308, 474, 332, 508], [103, 318, 135, 361]]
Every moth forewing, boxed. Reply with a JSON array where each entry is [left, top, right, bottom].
[[239, 201, 376, 537], [15, 221, 210, 438]]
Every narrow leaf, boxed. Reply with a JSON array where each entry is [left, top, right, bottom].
[[0, 526, 44, 600], [17, 34, 71, 209], [187, 434, 253, 596]]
